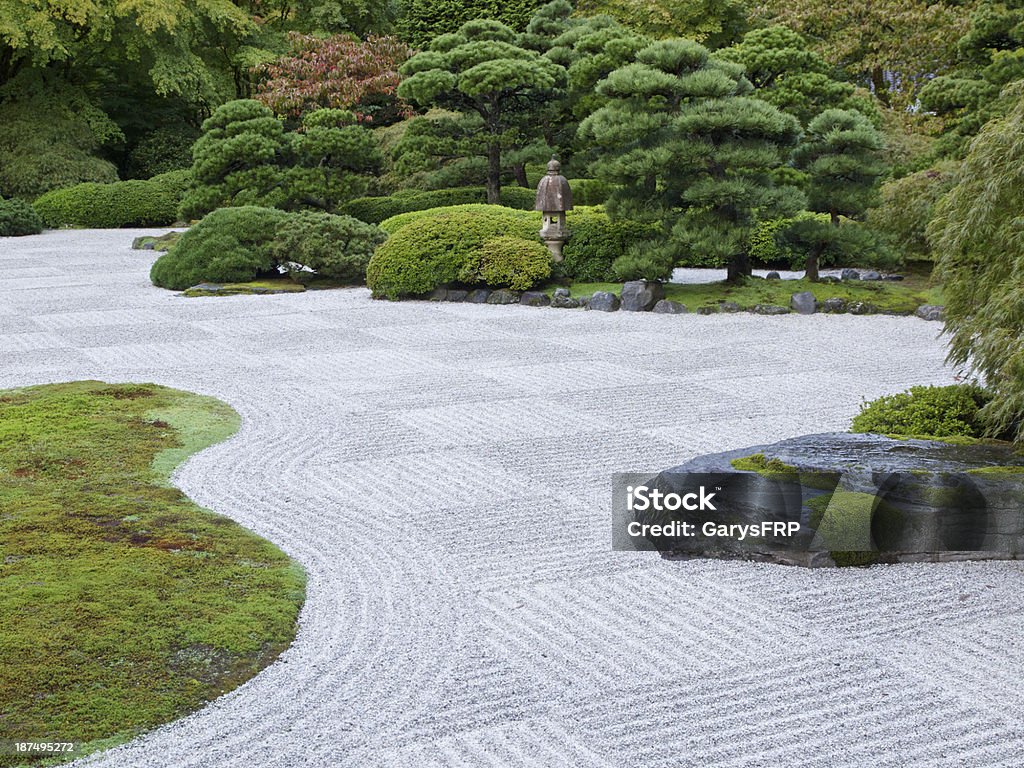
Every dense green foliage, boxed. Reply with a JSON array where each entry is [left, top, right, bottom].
[[270, 211, 387, 282], [560, 207, 659, 281], [579, 38, 802, 280], [379, 204, 538, 234], [747, 212, 828, 267], [787, 109, 888, 278], [366, 208, 542, 298], [851, 385, 993, 439], [344, 186, 535, 224], [180, 100, 380, 219], [397, 19, 566, 203], [575, 0, 747, 45], [151, 207, 291, 290], [930, 92, 1024, 442], [33, 171, 191, 229], [0, 197, 43, 236], [400, 0, 548, 47], [868, 163, 959, 261], [477, 237, 553, 290], [0, 381, 304, 765], [126, 126, 201, 180]]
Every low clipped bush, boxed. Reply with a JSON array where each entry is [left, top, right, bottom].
[[33, 170, 192, 228], [380, 203, 538, 234], [851, 385, 993, 439], [567, 178, 615, 206], [343, 185, 534, 224], [561, 207, 659, 282], [150, 206, 290, 290], [0, 197, 44, 236], [476, 237, 551, 290], [366, 208, 542, 299], [270, 212, 386, 283], [748, 212, 829, 267]]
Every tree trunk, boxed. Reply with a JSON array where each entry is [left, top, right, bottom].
[[486, 142, 502, 204], [512, 162, 529, 188], [727, 253, 750, 282], [806, 244, 823, 282]]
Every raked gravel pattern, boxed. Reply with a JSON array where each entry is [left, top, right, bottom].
[[3, 230, 1024, 768]]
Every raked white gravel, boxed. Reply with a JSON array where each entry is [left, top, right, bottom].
[[3, 230, 1023, 767]]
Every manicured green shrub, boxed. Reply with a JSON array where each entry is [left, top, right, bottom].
[[270, 212, 386, 283], [568, 178, 616, 207], [748, 212, 830, 267], [380, 204, 539, 235], [851, 385, 993, 439], [150, 207, 290, 290], [560, 207, 658, 282], [476, 237, 551, 290], [366, 208, 542, 299], [0, 197, 44, 236], [343, 186, 535, 224], [33, 170, 191, 228]]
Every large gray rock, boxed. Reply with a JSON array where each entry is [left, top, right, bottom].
[[841, 269, 860, 281], [586, 291, 620, 312], [620, 280, 664, 312], [696, 306, 719, 315], [790, 291, 817, 315], [916, 305, 945, 322], [446, 289, 469, 302], [551, 293, 581, 309], [765, 271, 781, 280], [753, 304, 790, 315], [466, 288, 491, 303], [861, 270, 882, 281], [719, 301, 741, 313], [487, 289, 520, 305], [630, 433, 1024, 567], [520, 291, 551, 307], [652, 299, 688, 314], [553, 287, 571, 298], [428, 288, 448, 302], [849, 301, 877, 315], [821, 297, 848, 313]]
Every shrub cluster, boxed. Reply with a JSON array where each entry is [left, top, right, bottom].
[[851, 385, 993, 439], [366, 207, 543, 299], [33, 170, 191, 229], [0, 197, 44, 236], [379, 204, 538, 234], [560, 208, 659, 282], [150, 207, 384, 290], [476, 237, 552, 291], [343, 186, 535, 224]]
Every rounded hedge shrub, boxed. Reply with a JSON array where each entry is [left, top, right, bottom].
[[366, 208, 542, 299], [271, 212, 387, 283], [150, 206, 290, 290], [343, 185, 535, 224], [851, 384, 993, 439], [476, 237, 551, 290], [33, 170, 191, 228], [380, 203, 538, 234], [560, 207, 659, 282], [0, 197, 44, 236]]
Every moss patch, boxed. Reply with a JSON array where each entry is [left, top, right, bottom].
[[552, 273, 941, 315], [966, 465, 1024, 475], [0, 381, 305, 766], [730, 452, 798, 477], [182, 279, 307, 297]]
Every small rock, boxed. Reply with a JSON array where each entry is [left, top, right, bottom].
[[841, 269, 860, 281], [765, 271, 781, 280], [752, 304, 790, 315], [428, 288, 448, 302], [620, 280, 665, 311], [487, 289, 520, 305], [652, 299, 688, 314], [577, 295, 589, 307], [553, 287, 571, 298], [848, 301, 877, 315], [586, 291, 620, 312], [719, 301, 741, 313], [915, 304, 945, 322], [446, 289, 469, 302], [466, 288, 491, 303], [822, 297, 848, 313], [790, 291, 817, 315], [696, 306, 719, 315], [520, 291, 551, 307], [861, 270, 882, 281], [551, 293, 581, 309]]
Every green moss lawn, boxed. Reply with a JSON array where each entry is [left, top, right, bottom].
[[0, 382, 305, 766]]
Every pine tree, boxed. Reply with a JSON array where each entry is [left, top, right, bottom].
[[579, 38, 803, 281], [788, 108, 887, 280]]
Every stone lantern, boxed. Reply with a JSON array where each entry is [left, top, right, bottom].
[[534, 156, 572, 261]]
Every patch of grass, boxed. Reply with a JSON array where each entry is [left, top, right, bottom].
[[182, 278, 307, 297], [0, 381, 305, 766], [131, 232, 181, 252], [549, 273, 941, 314], [730, 453, 798, 477], [966, 465, 1024, 475]]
